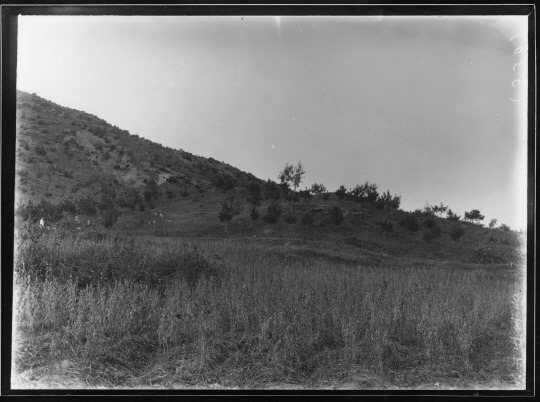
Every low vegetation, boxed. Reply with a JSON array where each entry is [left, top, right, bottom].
[[13, 225, 525, 388]]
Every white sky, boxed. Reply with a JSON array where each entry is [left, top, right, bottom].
[[17, 15, 529, 230]]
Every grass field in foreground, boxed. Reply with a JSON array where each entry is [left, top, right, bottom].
[[12, 226, 526, 389]]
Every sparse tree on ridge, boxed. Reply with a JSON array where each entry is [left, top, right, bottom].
[[375, 190, 401, 210], [278, 161, 305, 213], [489, 219, 498, 229], [432, 203, 448, 217], [335, 185, 347, 203], [310, 183, 327, 196], [349, 182, 378, 203], [464, 209, 484, 225], [446, 209, 461, 221]]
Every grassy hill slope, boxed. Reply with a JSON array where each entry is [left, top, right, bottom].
[[15, 90, 262, 206], [14, 90, 524, 266]]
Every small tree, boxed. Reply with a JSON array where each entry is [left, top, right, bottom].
[[379, 219, 393, 233], [375, 190, 400, 210], [246, 182, 262, 228], [264, 180, 282, 201], [143, 178, 160, 201], [432, 203, 448, 217], [298, 188, 312, 201], [278, 161, 306, 212], [446, 209, 461, 221], [301, 211, 315, 225], [489, 219, 498, 229], [450, 226, 466, 241], [335, 185, 348, 203], [499, 223, 511, 232], [76, 195, 97, 216], [327, 206, 344, 225], [310, 183, 327, 196], [249, 205, 260, 226], [423, 225, 442, 242], [399, 214, 419, 232], [263, 200, 282, 223], [219, 193, 243, 233], [98, 179, 121, 228], [349, 182, 378, 203], [246, 182, 263, 207], [464, 209, 484, 225]]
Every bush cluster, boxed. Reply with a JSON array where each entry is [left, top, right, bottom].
[[379, 219, 393, 233], [301, 211, 315, 225], [326, 206, 344, 225], [262, 200, 282, 224], [375, 190, 401, 210], [422, 225, 442, 242], [399, 214, 419, 232], [17, 199, 63, 224], [472, 244, 505, 264], [423, 217, 437, 228], [450, 226, 466, 241]]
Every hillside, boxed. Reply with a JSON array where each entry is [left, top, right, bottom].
[[14, 90, 524, 266], [15, 90, 262, 206]]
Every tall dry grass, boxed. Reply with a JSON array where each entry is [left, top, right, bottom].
[[12, 225, 525, 387]]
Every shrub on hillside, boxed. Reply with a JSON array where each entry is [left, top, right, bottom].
[[264, 180, 282, 200], [321, 193, 331, 201], [472, 243, 505, 264], [143, 178, 160, 201], [284, 213, 297, 224], [174, 247, 225, 288], [17, 199, 62, 223], [399, 214, 419, 232], [60, 199, 78, 215], [450, 226, 466, 241], [249, 205, 260, 224], [301, 211, 315, 225], [327, 206, 344, 225], [375, 190, 401, 210], [298, 189, 312, 200], [335, 185, 348, 201], [263, 200, 282, 223], [76, 195, 97, 216], [422, 225, 442, 242], [118, 186, 143, 210], [446, 209, 461, 221], [379, 219, 393, 233], [423, 216, 437, 228], [99, 181, 122, 228], [349, 182, 378, 203]]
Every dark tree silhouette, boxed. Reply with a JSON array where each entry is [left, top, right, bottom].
[[464, 209, 484, 225]]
